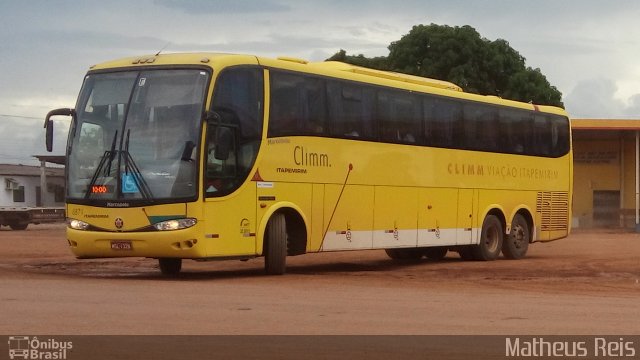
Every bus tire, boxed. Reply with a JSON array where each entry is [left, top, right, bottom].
[[159, 258, 182, 276], [424, 247, 448, 260], [385, 248, 423, 260], [503, 214, 530, 259], [265, 213, 287, 275], [472, 215, 504, 261]]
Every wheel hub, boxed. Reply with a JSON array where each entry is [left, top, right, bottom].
[[511, 225, 525, 248]]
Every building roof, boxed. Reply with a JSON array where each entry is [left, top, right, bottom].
[[34, 155, 66, 165], [572, 119, 640, 130], [0, 164, 64, 177]]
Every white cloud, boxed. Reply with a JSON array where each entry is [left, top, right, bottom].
[[0, 116, 68, 165], [564, 78, 640, 118]]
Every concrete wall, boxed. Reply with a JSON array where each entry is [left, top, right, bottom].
[[572, 132, 640, 229], [0, 175, 65, 208]]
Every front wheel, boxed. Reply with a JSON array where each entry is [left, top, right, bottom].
[[471, 215, 503, 261], [264, 213, 287, 275], [159, 258, 182, 276], [502, 214, 530, 259]]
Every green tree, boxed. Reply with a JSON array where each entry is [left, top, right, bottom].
[[326, 49, 390, 71], [327, 24, 563, 107]]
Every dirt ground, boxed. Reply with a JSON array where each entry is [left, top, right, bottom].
[[0, 224, 638, 335]]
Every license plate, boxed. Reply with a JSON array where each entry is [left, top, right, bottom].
[[111, 240, 133, 250]]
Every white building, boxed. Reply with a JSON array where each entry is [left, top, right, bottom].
[[0, 163, 64, 208]]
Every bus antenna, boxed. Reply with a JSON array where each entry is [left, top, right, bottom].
[[155, 42, 170, 57]]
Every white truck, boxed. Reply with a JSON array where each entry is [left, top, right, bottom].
[[0, 207, 65, 230], [1, 162, 66, 230]]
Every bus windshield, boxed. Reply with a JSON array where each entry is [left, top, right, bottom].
[[67, 69, 209, 203]]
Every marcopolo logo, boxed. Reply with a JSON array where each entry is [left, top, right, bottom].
[[7, 336, 72, 360]]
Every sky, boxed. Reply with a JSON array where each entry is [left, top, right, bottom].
[[1, 0, 640, 165]]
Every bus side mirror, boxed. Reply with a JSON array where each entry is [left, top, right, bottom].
[[44, 108, 75, 153], [214, 127, 233, 161], [45, 120, 54, 152]]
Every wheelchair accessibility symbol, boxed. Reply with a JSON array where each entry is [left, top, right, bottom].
[[122, 173, 139, 193]]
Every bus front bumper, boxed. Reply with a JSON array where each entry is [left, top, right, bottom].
[[67, 226, 207, 259]]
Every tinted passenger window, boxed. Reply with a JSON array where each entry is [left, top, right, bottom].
[[550, 115, 570, 157], [264, 69, 570, 158], [532, 115, 551, 156], [212, 67, 264, 141], [499, 110, 532, 154], [327, 81, 374, 139], [268, 71, 326, 137], [424, 98, 461, 148], [378, 90, 420, 144], [463, 105, 498, 152]]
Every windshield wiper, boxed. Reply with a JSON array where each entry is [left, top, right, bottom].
[[121, 129, 154, 200], [84, 130, 118, 199], [84, 129, 153, 201]]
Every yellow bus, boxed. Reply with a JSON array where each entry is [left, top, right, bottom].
[[45, 53, 572, 275]]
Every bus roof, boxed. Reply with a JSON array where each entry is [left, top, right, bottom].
[[310, 61, 463, 92], [89, 53, 460, 91], [89, 52, 567, 116]]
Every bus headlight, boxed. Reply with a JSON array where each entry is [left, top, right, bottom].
[[153, 218, 197, 231], [68, 219, 90, 230]]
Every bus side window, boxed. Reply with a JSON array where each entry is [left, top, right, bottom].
[[302, 76, 326, 135], [422, 97, 435, 146], [378, 90, 419, 144], [269, 72, 302, 136], [462, 105, 480, 150], [425, 98, 460, 148], [360, 87, 375, 139], [532, 115, 551, 156], [327, 80, 374, 139], [479, 108, 498, 152], [499, 111, 531, 155], [326, 81, 343, 136], [377, 91, 393, 141], [212, 67, 264, 141], [269, 72, 326, 137], [550, 115, 570, 157], [463, 104, 498, 152]]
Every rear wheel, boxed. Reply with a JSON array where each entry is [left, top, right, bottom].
[[265, 213, 287, 275], [471, 215, 503, 261], [158, 258, 182, 276], [502, 214, 530, 259]]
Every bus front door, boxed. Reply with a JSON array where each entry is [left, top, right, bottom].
[[203, 185, 257, 257]]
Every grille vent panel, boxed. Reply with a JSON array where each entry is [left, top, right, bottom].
[[536, 192, 569, 231]]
